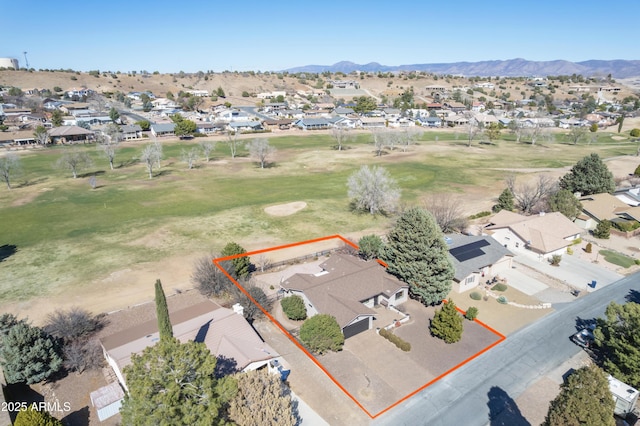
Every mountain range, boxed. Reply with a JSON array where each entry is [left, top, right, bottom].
[[284, 58, 640, 78]]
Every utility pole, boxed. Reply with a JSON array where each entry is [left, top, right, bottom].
[[23, 51, 29, 69]]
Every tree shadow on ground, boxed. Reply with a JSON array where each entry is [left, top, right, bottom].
[[16, 176, 48, 188], [0, 244, 17, 262], [77, 170, 105, 179], [3, 383, 44, 424], [626, 289, 640, 303], [154, 169, 172, 177], [487, 386, 531, 426], [118, 158, 139, 168], [62, 405, 89, 425], [574, 316, 597, 331]]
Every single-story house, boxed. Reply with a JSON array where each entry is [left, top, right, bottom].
[[485, 210, 582, 259], [418, 116, 442, 127], [47, 125, 95, 144], [99, 300, 281, 390], [615, 187, 640, 207], [294, 118, 331, 130], [359, 117, 386, 128], [262, 118, 293, 130], [196, 122, 222, 134], [228, 121, 263, 132], [120, 124, 143, 140], [150, 122, 176, 137], [578, 193, 640, 230], [281, 254, 408, 338], [446, 235, 514, 293]]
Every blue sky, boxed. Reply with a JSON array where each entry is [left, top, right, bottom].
[[4, 0, 639, 73]]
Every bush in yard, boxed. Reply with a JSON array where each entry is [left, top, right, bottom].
[[635, 164, 640, 176], [44, 307, 106, 343], [234, 285, 272, 321], [465, 307, 479, 320], [585, 242, 592, 253], [358, 234, 385, 260], [566, 246, 573, 255], [492, 283, 507, 292], [550, 254, 562, 266], [280, 295, 307, 320], [430, 299, 463, 344], [299, 314, 344, 354], [497, 296, 508, 304], [378, 328, 411, 351], [469, 291, 482, 301], [630, 128, 640, 137], [593, 220, 611, 239], [14, 406, 63, 426]]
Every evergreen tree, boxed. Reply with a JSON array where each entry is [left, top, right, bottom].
[[430, 299, 463, 343], [228, 369, 296, 426], [109, 107, 120, 122], [299, 314, 344, 354], [383, 207, 454, 306], [358, 234, 385, 260], [120, 339, 231, 425], [154, 279, 173, 341], [221, 242, 251, 278], [559, 153, 615, 195], [14, 406, 63, 426], [280, 295, 307, 321], [594, 301, 640, 388], [492, 188, 515, 212], [593, 219, 611, 239], [0, 322, 62, 384], [543, 364, 615, 426], [548, 189, 583, 220]]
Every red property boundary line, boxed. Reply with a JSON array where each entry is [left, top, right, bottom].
[[213, 235, 506, 419]]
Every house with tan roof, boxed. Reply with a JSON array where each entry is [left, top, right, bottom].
[[281, 254, 408, 339], [485, 210, 581, 259], [577, 193, 640, 230], [99, 300, 281, 390]]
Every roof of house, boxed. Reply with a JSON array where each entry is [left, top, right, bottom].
[[150, 123, 176, 133], [121, 124, 142, 133], [296, 118, 330, 126], [486, 210, 582, 254], [47, 125, 94, 137], [580, 193, 631, 221], [446, 234, 513, 282], [229, 121, 262, 128], [281, 254, 407, 328], [100, 300, 277, 374]]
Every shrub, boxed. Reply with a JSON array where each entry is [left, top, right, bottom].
[[470, 291, 482, 301], [566, 246, 574, 255], [497, 296, 508, 304], [634, 164, 640, 176], [465, 307, 479, 320], [234, 285, 272, 321], [280, 295, 307, 321], [379, 328, 411, 351], [612, 220, 640, 232], [358, 234, 384, 260], [572, 237, 582, 245], [192, 255, 237, 297], [630, 128, 640, 137], [585, 242, 593, 253], [550, 254, 562, 266], [300, 314, 344, 354], [589, 123, 598, 133], [468, 211, 491, 220], [593, 220, 611, 239], [44, 307, 106, 343], [430, 299, 463, 344], [492, 283, 507, 292], [14, 406, 63, 426]]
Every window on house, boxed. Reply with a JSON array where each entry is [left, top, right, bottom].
[[465, 276, 475, 285], [395, 291, 404, 300], [515, 242, 519, 248]]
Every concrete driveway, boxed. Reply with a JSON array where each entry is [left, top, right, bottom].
[[514, 250, 623, 291]]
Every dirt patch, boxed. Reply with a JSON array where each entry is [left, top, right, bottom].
[[264, 201, 307, 216]]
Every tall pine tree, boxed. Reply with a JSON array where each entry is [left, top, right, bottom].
[[155, 279, 173, 341], [383, 207, 454, 305], [559, 153, 615, 195], [430, 299, 463, 343], [543, 364, 614, 426]]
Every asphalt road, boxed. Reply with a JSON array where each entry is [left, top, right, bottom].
[[372, 271, 640, 426]]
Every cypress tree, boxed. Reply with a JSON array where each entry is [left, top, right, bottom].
[[155, 279, 173, 341], [430, 299, 463, 343]]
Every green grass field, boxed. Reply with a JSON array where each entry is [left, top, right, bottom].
[[0, 131, 637, 303], [599, 249, 638, 268]]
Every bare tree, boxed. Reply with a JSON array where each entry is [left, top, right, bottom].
[[506, 174, 556, 214], [347, 165, 400, 215], [331, 127, 353, 151], [191, 254, 237, 297], [525, 121, 552, 146], [424, 193, 468, 233], [181, 148, 199, 169], [152, 140, 163, 168], [199, 140, 216, 162], [371, 128, 386, 156], [465, 114, 481, 147], [254, 254, 272, 273], [0, 153, 20, 190], [567, 126, 588, 145], [56, 150, 93, 178], [140, 144, 159, 178], [97, 131, 120, 170], [248, 138, 276, 168], [226, 131, 240, 159], [509, 120, 525, 143], [33, 125, 49, 145], [399, 127, 423, 152], [384, 130, 400, 151]]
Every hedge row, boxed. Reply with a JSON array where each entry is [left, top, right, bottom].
[[379, 328, 411, 351]]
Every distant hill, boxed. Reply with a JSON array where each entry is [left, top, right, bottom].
[[285, 58, 640, 78]]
